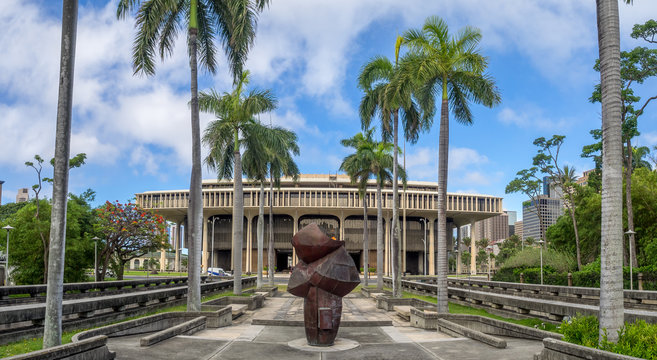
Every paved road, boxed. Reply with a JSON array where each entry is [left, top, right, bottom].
[[106, 291, 544, 359]]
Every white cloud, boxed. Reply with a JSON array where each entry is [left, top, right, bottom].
[[639, 132, 657, 147], [450, 148, 489, 171], [497, 106, 573, 131]]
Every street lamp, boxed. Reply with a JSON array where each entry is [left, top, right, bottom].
[[455, 249, 459, 275], [625, 230, 636, 290], [419, 218, 428, 275], [92, 236, 100, 282], [2, 225, 13, 286], [538, 239, 545, 285], [209, 216, 216, 276]]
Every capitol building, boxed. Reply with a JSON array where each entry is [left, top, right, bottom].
[[135, 174, 502, 275]]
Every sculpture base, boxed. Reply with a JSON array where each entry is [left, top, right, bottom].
[[288, 338, 359, 352]]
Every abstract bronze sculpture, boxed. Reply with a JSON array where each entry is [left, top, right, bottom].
[[288, 223, 360, 346]]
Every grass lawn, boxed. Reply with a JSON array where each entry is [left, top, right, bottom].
[[0, 287, 254, 358]]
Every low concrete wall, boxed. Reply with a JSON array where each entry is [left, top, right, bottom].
[[437, 318, 507, 348], [203, 294, 264, 310], [139, 316, 206, 346], [439, 314, 561, 341], [535, 338, 642, 360], [4, 335, 115, 360]]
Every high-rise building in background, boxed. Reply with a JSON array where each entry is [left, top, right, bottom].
[[0, 180, 4, 205], [16, 188, 29, 203], [472, 211, 509, 245], [522, 195, 562, 242], [506, 210, 517, 236], [514, 220, 523, 240], [576, 169, 595, 187]]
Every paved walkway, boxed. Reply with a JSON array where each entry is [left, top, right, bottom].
[[106, 292, 544, 359]]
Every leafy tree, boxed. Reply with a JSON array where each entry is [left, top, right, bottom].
[[200, 71, 276, 294], [591, 20, 657, 270], [533, 135, 583, 270], [506, 168, 545, 244], [496, 234, 522, 265], [0, 193, 95, 285], [0, 202, 27, 223], [401, 16, 501, 312], [117, 0, 270, 313], [94, 201, 168, 280], [25, 153, 86, 282], [358, 37, 429, 298]]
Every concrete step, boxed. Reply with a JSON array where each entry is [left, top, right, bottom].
[[231, 304, 247, 319], [394, 305, 412, 321]]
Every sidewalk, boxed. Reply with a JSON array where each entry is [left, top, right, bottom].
[[106, 291, 545, 359]]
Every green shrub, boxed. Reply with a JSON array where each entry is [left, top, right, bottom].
[[560, 315, 599, 348], [560, 316, 657, 359], [601, 320, 657, 359], [501, 247, 575, 273]]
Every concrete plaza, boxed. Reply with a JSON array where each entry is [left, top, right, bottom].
[[106, 291, 544, 359]]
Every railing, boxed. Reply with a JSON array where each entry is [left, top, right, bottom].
[[383, 277, 657, 324], [136, 187, 503, 214], [0, 276, 203, 302], [0, 277, 256, 345]]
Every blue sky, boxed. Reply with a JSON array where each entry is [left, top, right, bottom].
[[1, 0, 656, 220]]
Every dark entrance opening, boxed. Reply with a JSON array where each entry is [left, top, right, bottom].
[[276, 250, 292, 272], [216, 250, 231, 272], [405, 251, 420, 275], [349, 251, 361, 272]]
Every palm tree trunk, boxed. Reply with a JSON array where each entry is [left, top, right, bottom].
[[625, 139, 637, 267], [233, 136, 243, 295], [363, 194, 369, 286], [392, 109, 401, 298], [596, 0, 624, 343], [257, 181, 264, 288], [186, 20, 203, 312], [376, 182, 383, 290], [436, 88, 449, 314], [268, 172, 275, 286], [43, 0, 77, 348]]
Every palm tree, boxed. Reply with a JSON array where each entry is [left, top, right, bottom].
[[200, 72, 277, 295], [596, 0, 629, 343], [266, 129, 299, 286], [341, 130, 405, 288], [401, 16, 501, 313], [43, 0, 77, 348], [358, 38, 430, 298], [242, 125, 299, 288], [340, 130, 376, 287], [117, 0, 269, 312]]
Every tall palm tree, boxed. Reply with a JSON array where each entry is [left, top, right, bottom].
[[340, 130, 376, 287], [266, 129, 299, 286], [242, 125, 299, 288], [358, 38, 430, 297], [401, 16, 501, 313], [43, 0, 78, 348], [200, 72, 277, 295], [596, 0, 628, 343], [341, 130, 405, 288], [117, 0, 269, 312]]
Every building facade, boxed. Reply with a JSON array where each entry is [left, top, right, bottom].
[[522, 195, 562, 242], [0, 180, 4, 206], [472, 211, 509, 244], [136, 174, 503, 275], [514, 220, 523, 240], [16, 188, 29, 203]]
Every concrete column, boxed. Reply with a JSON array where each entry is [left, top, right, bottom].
[[456, 226, 462, 274], [339, 211, 345, 241], [174, 223, 181, 272], [246, 215, 253, 272], [429, 219, 435, 275], [470, 220, 477, 275], [159, 247, 166, 272], [292, 214, 299, 264], [384, 217, 390, 275], [202, 217, 208, 273]]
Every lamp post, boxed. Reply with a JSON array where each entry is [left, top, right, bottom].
[[2, 225, 13, 286], [625, 230, 636, 290], [419, 218, 428, 275], [92, 236, 100, 282], [538, 239, 544, 285], [455, 249, 459, 275], [210, 216, 216, 276]]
